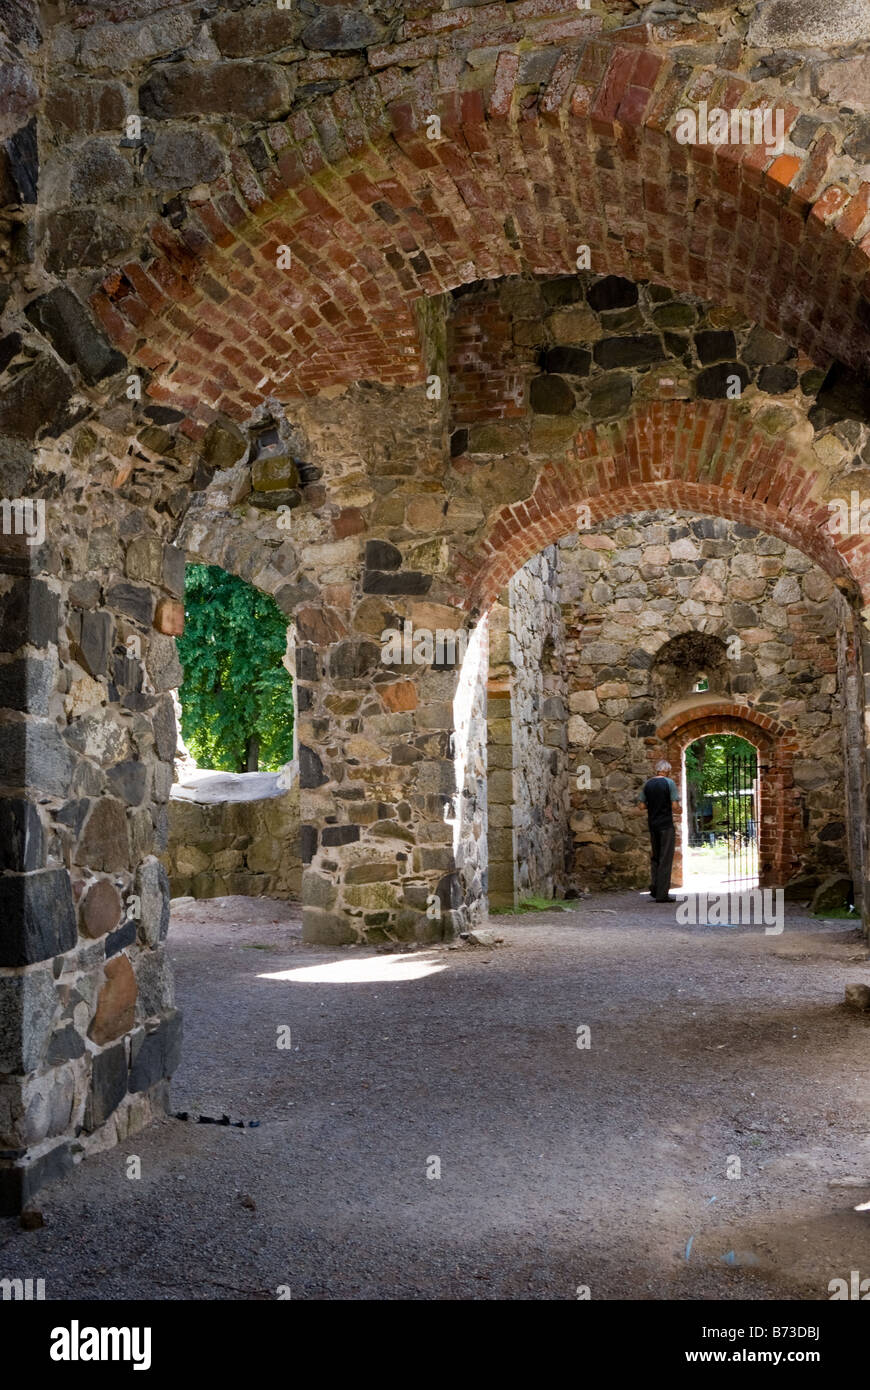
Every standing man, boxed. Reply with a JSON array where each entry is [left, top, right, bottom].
[[638, 760, 681, 903]]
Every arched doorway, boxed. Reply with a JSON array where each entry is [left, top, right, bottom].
[[682, 732, 759, 892], [656, 703, 799, 890]]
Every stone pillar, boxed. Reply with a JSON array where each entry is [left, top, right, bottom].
[[452, 615, 489, 929], [838, 610, 865, 914], [0, 550, 77, 1212], [297, 588, 485, 945], [486, 591, 515, 908], [485, 552, 571, 908], [0, 503, 184, 1213], [860, 617, 870, 937], [486, 682, 517, 910]]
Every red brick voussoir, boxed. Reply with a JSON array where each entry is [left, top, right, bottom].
[[92, 25, 870, 424], [461, 400, 870, 612]]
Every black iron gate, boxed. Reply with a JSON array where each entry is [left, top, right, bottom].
[[724, 750, 759, 888]]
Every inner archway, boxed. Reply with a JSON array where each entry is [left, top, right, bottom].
[[682, 733, 760, 893], [478, 506, 857, 907], [657, 704, 796, 891]]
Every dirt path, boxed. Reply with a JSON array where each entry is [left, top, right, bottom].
[[2, 892, 869, 1300]]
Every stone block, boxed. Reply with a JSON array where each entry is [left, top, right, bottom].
[[135, 947, 175, 1020], [530, 373, 574, 414], [488, 769, 514, 803], [212, 4, 298, 56], [751, 0, 870, 47], [77, 608, 113, 678], [84, 1042, 128, 1132], [695, 363, 750, 398], [65, 712, 128, 765], [43, 208, 129, 274], [586, 276, 637, 311], [4, 115, 37, 202], [810, 874, 852, 912], [0, 653, 57, 715], [0, 797, 44, 871], [0, 868, 77, 967], [328, 641, 381, 680], [320, 824, 360, 847], [301, 7, 384, 49], [0, 354, 75, 440], [154, 599, 184, 636], [106, 582, 154, 626], [151, 695, 178, 762], [343, 881, 400, 910], [0, 962, 58, 1072], [106, 759, 147, 805], [24, 287, 124, 385], [251, 443, 300, 491], [362, 571, 433, 596], [547, 306, 600, 348], [136, 857, 170, 948], [46, 1023, 86, 1065], [140, 62, 290, 121], [45, 81, 127, 134], [302, 908, 357, 945], [129, 1011, 182, 1092], [125, 535, 164, 585], [145, 126, 225, 190], [144, 633, 183, 692], [587, 373, 632, 420], [80, 878, 122, 939], [75, 797, 129, 872], [246, 838, 281, 873], [89, 955, 137, 1045], [105, 920, 136, 958], [593, 336, 665, 370], [23, 1067, 77, 1145], [203, 420, 247, 471]]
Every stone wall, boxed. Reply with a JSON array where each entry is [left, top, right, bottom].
[[452, 617, 490, 928], [837, 617, 866, 905], [164, 771, 301, 901], [488, 548, 570, 907], [560, 513, 851, 890]]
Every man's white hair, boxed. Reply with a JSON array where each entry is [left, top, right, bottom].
[[655, 760, 671, 772]]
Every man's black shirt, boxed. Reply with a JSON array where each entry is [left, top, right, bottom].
[[641, 776, 679, 827]]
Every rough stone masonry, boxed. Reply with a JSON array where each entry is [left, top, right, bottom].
[[3, 0, 870, 1210]]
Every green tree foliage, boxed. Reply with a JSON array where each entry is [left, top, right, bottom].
[[177, 565, 294, 773], [685, 735, 756, 797], [686, 734, 757, 836]]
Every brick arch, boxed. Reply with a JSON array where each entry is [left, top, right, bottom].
[[656, 701, 790, 744], [655, 701, 800, 890], [90, 29, 870, 425], [457, 399, 870, 608]]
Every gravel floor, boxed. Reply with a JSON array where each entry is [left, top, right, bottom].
[[2, 891, 869, 1301]]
